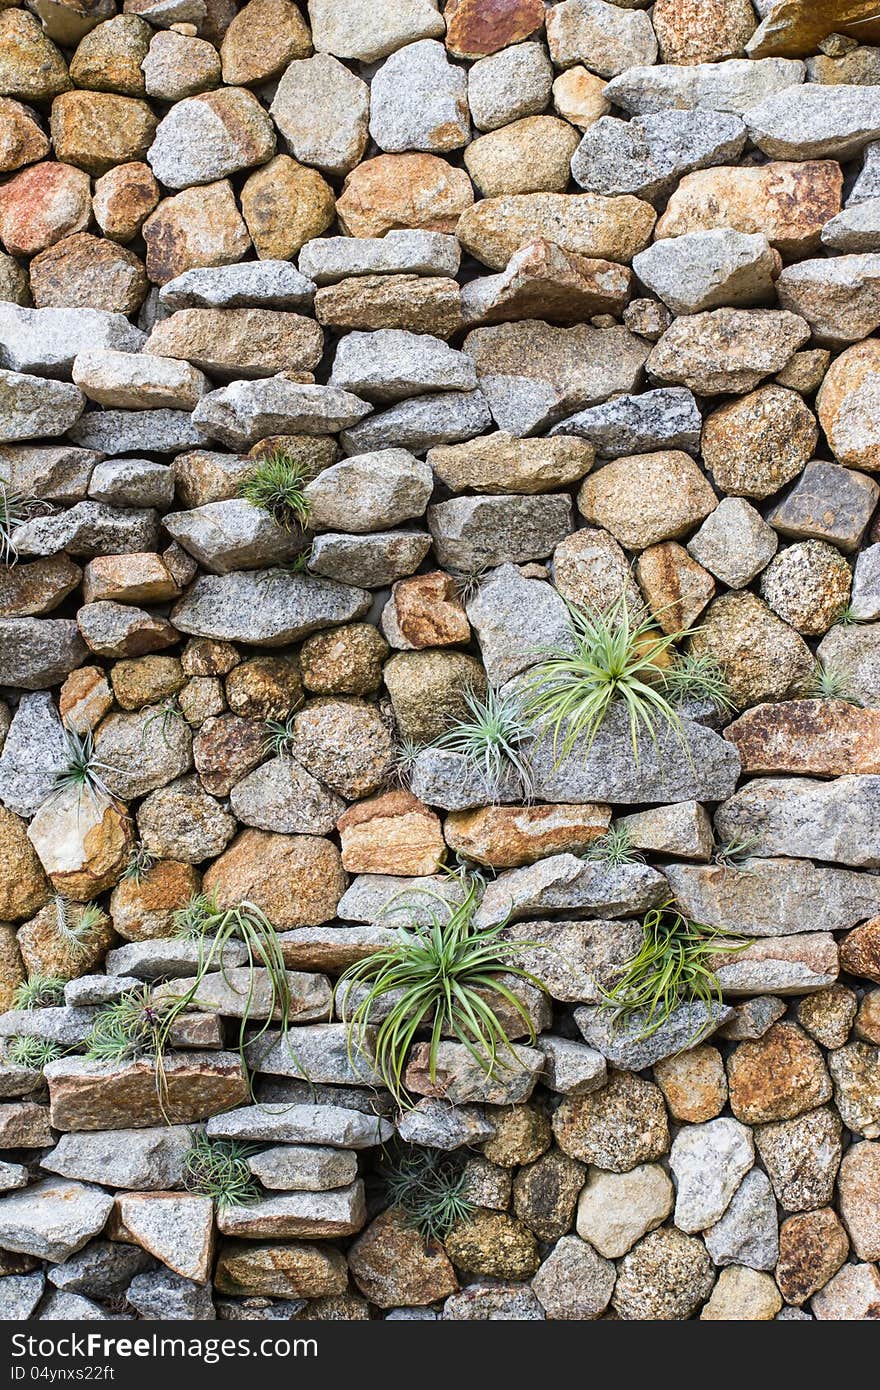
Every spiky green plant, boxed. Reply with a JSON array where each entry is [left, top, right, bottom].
[[711, 835, 758, 868], [807, 661, 862, 706], [433, 685, 534, 800], [141, 698, 187, 748], [383, 1148, 475, 1243], [84, 987, 173, 1064], [53, 728, 120, 805], [335, 881, 542, 1107], [835, 603, 866, 627], [122, 842, 157, 884], [262, 714, 298, 759], [12, 975, 66, 1010], [52, 899, 105, 964], [584, 823, 644, 868], [239, 449, 311, 529], [599, 903, 748, 1049], [6, 1036, 63, 1071], [665, 652, 737, 715], [521, 593, 691, 762], [449, 563, 489, 606], [388, 735, 423, 790], [182, 1132, 260, 1209]]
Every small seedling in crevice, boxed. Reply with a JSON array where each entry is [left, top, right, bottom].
[[13, 975, 66, 1010], [122, 842, 157, 884], [807, 661, 862, 705], [182, 1132, 260, 1209], [583, 823, 644, 868], [382, 1147, 475, 1243], [433, 685, 534, 801], [6, 1036, 63, 1071], [262, 713, 298, 759], [239, 450, 312, 529]]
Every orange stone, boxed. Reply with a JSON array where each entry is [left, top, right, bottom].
[[444, 803, 611, 869], [386, 571, 470, 649], [444, 0, 545, 59], [337, 789, 446, 877], [59, 666, 114, 734], [840, 916, 880, 985], [336, 153, 474, 238], [725, 699, 880, 775]]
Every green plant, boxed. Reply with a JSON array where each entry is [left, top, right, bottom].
[[122, 842, 157, 884], [84, 987, 173, 1064], [388, 735, 423, 790], [53, 728, 120, 805], [807, 661, 862, 705], [239, 449, 312, 529], [12, 975, 66, 1010], [711, 834, 757, 868], [599, 903, 747, 1049], [433, 685, 534, 800], [383, 1148, 475, 1242], [6, 1036, 63, 1070], [335, 880, 542, 1107], [142, 698, 187, 748], [835, 603, 866, 626], [664, 652, 737, 715], [52, 899, 105, 964], [521, 594, 690, 761], [182, 1132, 260, 1209], [584, 823, 644, 867], [262, 714, 298, 759]]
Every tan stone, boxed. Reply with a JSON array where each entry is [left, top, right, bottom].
[[109, 655, 184, 711], [27, 787, 133, 902], [225, 656, 303, 721], [817, 338, 880, 471], [0, 1102, 52, 1147], [776, 347, 831, 393], [748, 0, 880, 60], [653, 0, 756, 65], [59, 667, 113, 735], [552, 527, 643, 613], [776, 1208, 849, 1305], [0, 97, 49, 173], [50, 90, 156, 176], [143, 181, 251, 286], [464, 116, 581, 198], [812, 1262, 880, 1319], [725, 699, 880, 775], [215, 1239, 348, 1299], [457, 190, 656, 271], [430, 432, 594, 495], [840, 916, 880, 984], [688, 591, 814, 708], [203, 830, 345, 930], [727, 1022, 832, 1125], [93, 162, 160, 244], [142, 31, 222, 103], [0, 161, 91, 258], [336, 152, 474, 238], [18, 900, 115, 982], [384, 649, 486, 744], [855, 990, 880, 1045], [701, 1266, 782, 1321], [109, 860, 201, 942], [300, 625, 389, 696], [701, 385, 819, 499], [0, 554, 81, 617], [30, 232, 147, 314], [444, 1210, 540, 1280], [182, 638, 240, 678], [552, 67, 609, 130], [444, 0, 544, 60], [46, 1054, 249, 1131], [648, 308, 810, 396], [653, 1045, 728, 1123], [385, 571, 469, 649], [241, 155, 335, 260], [68, 14, 150, 95], [315, 274, 462, 338], [146, 308, 324, 379], [349, 1207, 458, 1308], [635, 542, 716, 635], [578, 451, 717, 551], [221, 0, 312, 84], [337, 790, 445, 877], [445, 804, 610, 869], [0, 10, 70, 102], [656, 161, 843, 258], [0, 922, 25, 1013], [82, 554, 180, 607], [460, 239, 631, 326]]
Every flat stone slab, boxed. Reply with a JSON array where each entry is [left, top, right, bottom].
[[45, 1053, 249, 1131], [474, 853, 667, 928], [205, 1103, 393, 1149], [171, 569, 370, 646], [216, 1181, 365, 1239], [574, 1001, 734, 1070], [0, 1179, 113, 1262], [41, 1126, 194, 1191], [665, 858, 880, 936]]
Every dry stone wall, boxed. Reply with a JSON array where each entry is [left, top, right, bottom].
[[0, 0, 879, 1323]]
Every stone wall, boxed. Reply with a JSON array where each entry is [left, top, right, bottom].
[[0, 0, 879, 1323]]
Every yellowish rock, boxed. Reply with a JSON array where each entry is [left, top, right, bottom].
[[338, 789, 445, 876], [701, 1266, 782, 1320], [241, 155, 335, 260], [27, 786, 133, 901]]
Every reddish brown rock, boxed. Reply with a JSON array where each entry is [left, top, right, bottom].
[[142, 181, 251, 286], [840, 916, 880, 985], [300, 625, 389, 697], [725, 699, 880, 775], [444, 0, 544, 59], [384, 571, 469, 650], [46, 1054, 249, 1131], [203, 830, 345, 930], [0, 97, 49, 173], [461, 238, 631, 326], [635, 542, 716, 635], [701, 385, 819, 500], [653, 0, 756, 64], [0, 554, 81, 617], [225, 656, 303, 721], [82, 554, 180, 606], [192, 714, 264, 798], [93, 161, 160, 244], [348, 1207, 458, 1308], [215, 1240, 348, 1299], [337, 790, 445, 877], [776, 1208, 849, 1305], [30, 232, 147, 314], [240, 155, 335, 261], [59, 666, 113, 735], [444, 803, 610, 869], [653, 1046, 728, 1123], [109, 860, 201, 942], [49, 90, 157, 176], [727, 1022, 832, 1125], [336, 153, 474, 238], [0, 161, 91, 258]]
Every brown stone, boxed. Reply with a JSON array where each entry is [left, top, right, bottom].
[[688, 591, 814, 708], [0, 97, 49, 173], [445, 1210, 540, 1280], [336, 153, 474, 238], [82, 554, 180, 607], [656, 161, 843, 259], [337, 790, 445, 877], [348, 1207, 458, 1308], [553, 1072, 670, 1172], [461, 238, 630, 326], [224, 656, 303, 721], [92, 161, 160, 244], [50, 90, 156, 176], [192, 713, 264, 798], [840, 916, 880, 984], [68, 14, 150, 96], [385, 571, 469, 650], [701, 385, 818, 499], [203, 830, 345, 930], [725, 699, 880, 775], [578, 451, 718, 552], [314, 275, 463, 338], [797, 985, 858, 1049], [444, 803, 610, 869], [182, 638, 240, 678], [27, 790, 133, 903], [300, 625, 388, 696], [838, 1140, 880, 1260], [0, 554, 81, 617], [17, 899, 115, 982], [146, 308, 323, 379], [30, 231, 145, 313], [653, 1045, 728, 1123], [46, 1054, 249, 1131], [59, 666, 113, 735], [0, 9, 70, 102], [220, 0, 312, 85], [0, 161, 91, 258], [109, 654, 184, 711], [215, 1240, 347, 1299], [109, 860, 201, 942], [430, 432, 594, 495], [776, 1208, 849, 1305], [444, 0, 544, 59], [457, 191, 656, 271], [635, 542, 716, 635], [0, 922, 25, 1013], [383, 649, 486, 744], [727, 1022, 832, 1125], [464, 116, 581, 198], [241, 155, 335, 261], [855, 990, 880, 1045], [653, 0, 756, 64], [143, 180, 251, 287], [817, 337, 880, 471], [0, 1102, 52, 1148], [748, 0, 880, 59]]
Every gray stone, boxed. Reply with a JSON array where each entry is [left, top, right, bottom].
[[467, 42, 553, 133], [604, 57, 806, 116], [818, 623, 880, 706], [206, 1103, 393, 1149], [851, 544, 880, 621], [304, 449, 433, 532], [155, 968, 330, 1022], [755, 1106, 842, 1211], [48, 1241, 154, 1297], [193, 379, 370, 450], [170, 568, 370, 646], [718, 996, 787, 1041], [0, 1272, 44, 1318], [0, 370, 84, 442], [823, 199, 880, 253], [405, 1039, 544, 1107], [68, 409, 207, 455], [0, 691, 66, 818], [339, 390, 492, 456], [574, 1001, 733, 1070], [848, 140, 880, 205], [308, 530, 431, 588], [245, 1024, 381, 1087], [0, 1007, 97, 1048], [465, 563, 571, 687], [531, 1235, 615, 1321], [0, 1179, 113, 1261], [669, 1118, 754, 1233], [572, 110, 746, 200], [766, 459, 879, 553], [828, 1043, 880, 1139], [634, 229, 780, 315], [0, 445, 98, 504], [298, 231, 460, 285], [715, 775, 880, 869], [715, 935, 839, 997], [270, 52, 369, 177], [776, 253, 880, 344], [64, 976, 142, 1006], [336, 872, 467, 926], [442, 1284, 543, 1319], [0, 303, 144, 375], [127, 1269, 215, 1320], [547, 0, 657, 77], [41, 1126, 193, 1190], [369, 39, 468, 154], [0, 617, 87, 689], [38, 1291, 110, 1320], [160, 261, 316, 310], [92, 704, 192, 800], [552, 388, 702, 457], [330, 330, 476, 404], [473, 853, 666, 928], [11, 501, 158, 559], [687, 497, 778, 588], [703, 1169, 779, 1270], [136, 774, 236, 862], [88, 458, 174, 510], [164, 500, 304, 575], [409, 748, 524, 812], [746, 84, 880, 160], [503, 918, 642, 1007], [247, 1144, 358, 1192], [216, 1181, 365, 1238], [665, 858, 880, 936], [0, 1160, 29, 1192], [104, 940, 248, 980], [396, 1098, 495, 1151], [230, 756, 344, 835], [616, 802, 715, 861], [428, 495, 572, 571], [147, 89, 275, 189]]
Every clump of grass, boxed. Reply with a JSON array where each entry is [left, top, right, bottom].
[[122, 842, 157, 884], [433, 685, 534, 800], [183, 1133, 260, 1209], [335, 880, 542, 1107], [0, 485, 50, 565], [262, 714, 297, 759], [84, 987, 173, 1064], [52, 899, 106, 965], [599, 903, 748, 1049], [584, 823, 644, 868], [665, 652, 737, 716], [835, 603, 866, 626], [712, 835, 757, 868], [521, 594, 690, 762], [6, 1036, 63, 1071], [807, 661, 862, 706], [239, 449, 311, 529], [388, 735, 423, 790], [13, 975, 66, 1010], [53, 728, 120, 805], [449, 563, 489, 606], [383, 1148, 474, 1243]]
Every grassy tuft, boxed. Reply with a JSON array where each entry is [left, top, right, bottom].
[[122, 842, 157, 884], [262, 714, 298, 759], [53, 728, 121, 805], [388, 735, 423, 790], [383, 1148, 475, 1243], [13, 975, 66, 1010], [584, 823, 644, 867], [807, 661, 862, 705], [0, 484, 51, 566], [433, 685, 534, 801], [239, 449, 312, 529], [664, 651, 737, 715], [6, 1036, 63, 1071], [449, 564, 489, 606], [711, 834, 758, 868], [52, 899, 106, 965], [183, 1132, 260, 1209], [84, 987, 173, 1064]]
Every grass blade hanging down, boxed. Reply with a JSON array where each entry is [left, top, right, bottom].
[[432, 684, 535, 800], [334, 880, 544, 1108], [598, 902, 749, 1051]]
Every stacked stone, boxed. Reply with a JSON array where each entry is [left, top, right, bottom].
[[0, 0, 878, 1323]]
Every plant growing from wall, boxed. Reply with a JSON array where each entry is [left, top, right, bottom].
[[183, 1132, 260, 1209], [583, 822, 644, 867], [141, 698, 188, 748], [382, 1147, 475, 1243], [664, 651, 736, 715], [53, 728, 121, 805], [433, 685, 534, 800], [122, 842, 157, 884], [335, 880, 542, 1107], [807, 660, 862, 705], [0, 485, 50, 565], [12, 975, 66, 1010], [239, 449, 312, 529], [6, 1036, 63, 1070], [84, 986, 175, 1064], [388, 734, 423, 790], [52, 899, 107, 968], [262, 713, 298, 759]]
